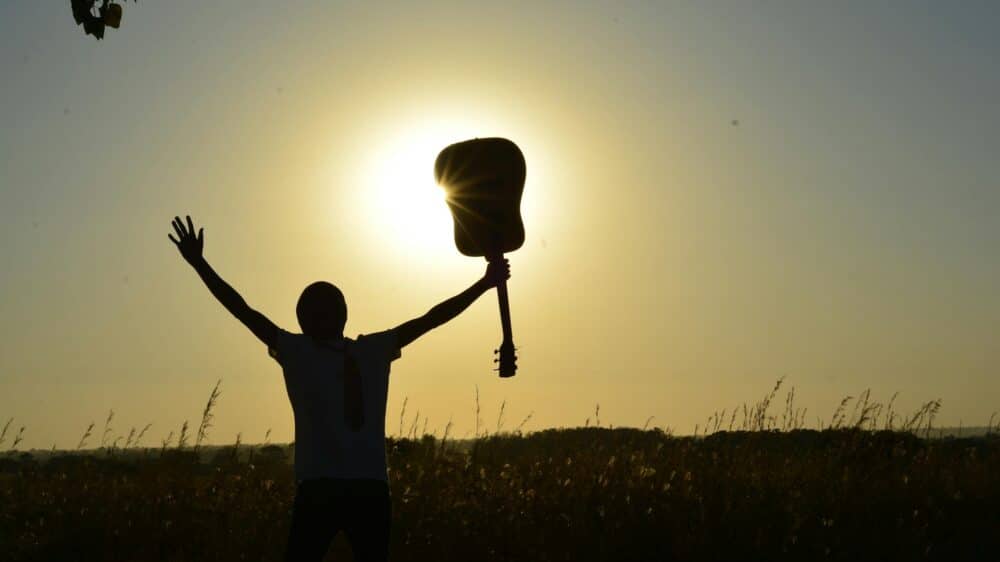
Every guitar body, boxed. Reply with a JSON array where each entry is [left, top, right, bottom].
[[434, 138, 526, 258], [435, 138, 525, 377]]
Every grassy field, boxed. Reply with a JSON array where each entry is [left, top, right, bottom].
[[2, 384, 999, 561]]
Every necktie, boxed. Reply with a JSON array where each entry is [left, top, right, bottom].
[[343, 345, 364, 432]]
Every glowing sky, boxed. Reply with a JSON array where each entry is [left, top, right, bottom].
[[2, 1, 998, 449]]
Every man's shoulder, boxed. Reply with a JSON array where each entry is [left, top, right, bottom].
[[356, 328, 394, 342], [355, 329, 401, 362], [268, 329, 309, 362]]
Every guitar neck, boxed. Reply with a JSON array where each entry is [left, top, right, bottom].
[[488, 253, 516, 378], [489, 253, 514, 345], [495, 277, 513, 346]]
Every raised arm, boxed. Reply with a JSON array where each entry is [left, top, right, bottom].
[[168, 215, 279, 349], [394, 259, 510, 349]]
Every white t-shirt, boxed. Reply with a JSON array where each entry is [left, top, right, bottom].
[[269, 328, 401, 482]]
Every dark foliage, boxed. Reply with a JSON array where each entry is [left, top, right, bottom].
[[70, 0, 135, 40], [2, 429, 999, 561]]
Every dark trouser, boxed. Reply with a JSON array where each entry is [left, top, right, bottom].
[[285, 478, 391, 562]]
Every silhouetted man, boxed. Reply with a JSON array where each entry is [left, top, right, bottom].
[[168, 215, 509, 562]]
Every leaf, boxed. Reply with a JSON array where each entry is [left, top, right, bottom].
[[83, 18, 105, 39], [71, 0, 96, 25], [102, 4, 123, 29]]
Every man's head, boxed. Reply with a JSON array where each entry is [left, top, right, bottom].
[[296, 281, 347, 339]]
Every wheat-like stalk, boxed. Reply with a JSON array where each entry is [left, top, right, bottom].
[[160, 431, 174, 451], [195, 379, 222, 449], [829, 396, 853, 430], [398, 397, 409, 438], [885, 392, 900, 430], [0, 418, 12, 445], [782, 387, 797, 431], [9, 426, 25, 451], [495, 400, 507, 434], [77, 422, 95, 450], [232, 432, 242, 461], [123, 427, 136, 449], [751, 377, 784, 431], [100, 410, 115, 449], [133, 423, 152, 449], [177, 421, 189, 449], [439, 416, 453, 454], [408, 410, 420, 439], [474, 386, 482, 439]]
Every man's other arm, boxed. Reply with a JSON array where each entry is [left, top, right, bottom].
[[394, 259, 510, 349], [169, 215, 279, 349]]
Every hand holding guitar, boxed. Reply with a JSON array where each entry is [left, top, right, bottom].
[[478, 259, 511, 289]]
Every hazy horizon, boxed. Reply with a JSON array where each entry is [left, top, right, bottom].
[[2, 1, 998, 450]]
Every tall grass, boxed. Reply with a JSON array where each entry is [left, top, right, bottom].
[[2, 379, 998, 561]]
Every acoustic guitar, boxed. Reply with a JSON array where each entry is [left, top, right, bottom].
[[434, 137, 525, 377]]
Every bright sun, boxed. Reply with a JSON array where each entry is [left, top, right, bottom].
[[353, 113, 543, 266], [359, 124, 475, 261]]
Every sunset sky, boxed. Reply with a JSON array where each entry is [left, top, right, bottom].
[[2, 2, 998, 449]]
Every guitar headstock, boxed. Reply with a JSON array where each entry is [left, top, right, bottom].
[[493, 341, 517, 378]]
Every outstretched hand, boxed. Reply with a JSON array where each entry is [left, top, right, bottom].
[[480, 258, 511, 289], [168, 215, 204, 266]]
